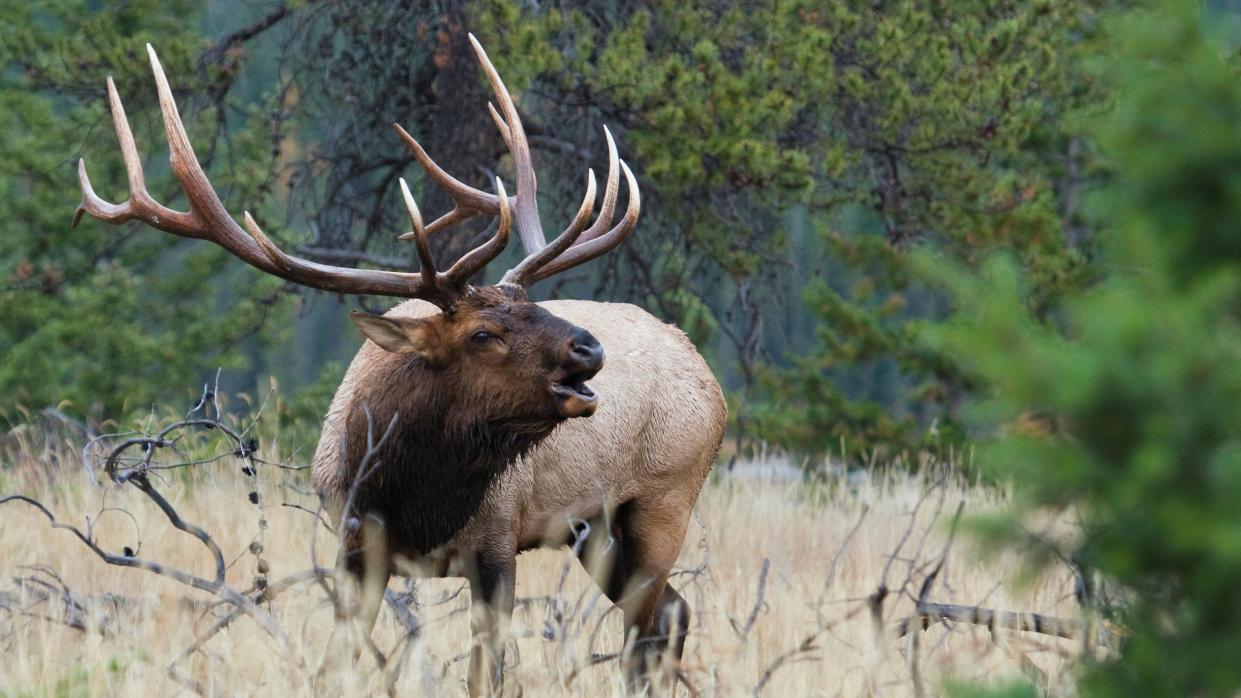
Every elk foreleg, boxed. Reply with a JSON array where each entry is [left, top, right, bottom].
[[318, 517, 390, 683], [465, 539, 517, 697]]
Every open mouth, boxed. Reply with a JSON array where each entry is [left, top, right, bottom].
[[551, 370, 599, 418], [552, 373, 597, 400]]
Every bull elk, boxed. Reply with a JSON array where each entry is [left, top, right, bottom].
[[75, 37, 726, 694]]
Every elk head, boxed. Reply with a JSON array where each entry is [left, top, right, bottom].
[[350, 287, 604, 421], [74, 35, 639, 426]]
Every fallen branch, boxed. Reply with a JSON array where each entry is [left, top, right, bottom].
[[893, 602, 1125, 647]]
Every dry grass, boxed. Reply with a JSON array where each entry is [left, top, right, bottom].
[[0, 424, 1086, 697]]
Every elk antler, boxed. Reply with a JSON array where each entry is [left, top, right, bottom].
[[74, 45, 508, 310], [394, 34, 641, 289]]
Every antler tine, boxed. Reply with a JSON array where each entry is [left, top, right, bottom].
[[443, 177, 512, 285], [392, 123, 513, 237], [74, 76, 198, 233], [487, 102, 512, 145], [467, 32, 546, 254], [398, 178, 437, 279], [499, 168, 596, 286], [527, 158, 640, 284], [576, 125, 621, 245], [146, 45, 259, 253]]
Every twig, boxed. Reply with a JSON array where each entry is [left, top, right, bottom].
[[730, 558, 770, 638], [814, 504, 868, 623], [905, 500, 965, 698], [167, 567, 333, 692], [751, 633, 820, 697]]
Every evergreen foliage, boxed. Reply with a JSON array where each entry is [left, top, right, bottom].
[[926, 1, 1241, 693], [0, 1, 288, 418]]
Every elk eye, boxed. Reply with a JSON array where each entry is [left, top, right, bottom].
[[471, 330, 496, 344]]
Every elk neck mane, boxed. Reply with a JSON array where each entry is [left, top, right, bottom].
[[340, 344, 560, 556]]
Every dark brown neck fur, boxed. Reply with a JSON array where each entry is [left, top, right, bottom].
[[341, 352, 558, 556]]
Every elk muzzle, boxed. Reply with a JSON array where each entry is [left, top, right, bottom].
[[552, 328, 604, 419]]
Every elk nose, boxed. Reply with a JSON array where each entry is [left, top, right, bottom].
[[565, 328, 604, 372]]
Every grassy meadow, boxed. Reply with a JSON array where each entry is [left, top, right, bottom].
[[0, 422, 1086, 697]]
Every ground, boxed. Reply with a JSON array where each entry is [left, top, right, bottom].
[[0, 431, 1084, 697]]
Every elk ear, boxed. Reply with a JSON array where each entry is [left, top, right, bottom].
[[351, 311, 450, 366]]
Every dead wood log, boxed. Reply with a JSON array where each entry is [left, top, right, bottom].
[[894, 602, 1125, 647]]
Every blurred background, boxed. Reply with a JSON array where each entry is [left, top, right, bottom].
[[0, 0, 1132, 458]]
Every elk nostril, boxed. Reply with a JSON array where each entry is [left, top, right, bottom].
[[571, 343, 599, 363], [567, 329, 603, 368], [570, 343, 592, 361]]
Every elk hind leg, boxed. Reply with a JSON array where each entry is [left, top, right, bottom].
[[581, 499, 693, 689]]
